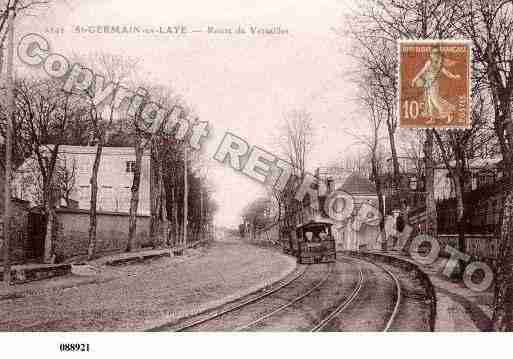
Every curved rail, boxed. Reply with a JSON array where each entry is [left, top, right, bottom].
[[235, 263, 334, 331], [310, 255, 402, 332], [310, 258, 365, 332], [153, 254, 402, 332], [165, 265, 309, 331], [371, 259, 402, 332]]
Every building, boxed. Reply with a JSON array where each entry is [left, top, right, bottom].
[[433, 157, 503, 200], [14, 145, 151, 215], [312, 168, 380, 251]]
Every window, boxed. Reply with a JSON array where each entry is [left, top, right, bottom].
[[79, 185, 90, 201], [409, 176, 418, 190], [126, 161, 136, 173], [99, 186, 114, 211]]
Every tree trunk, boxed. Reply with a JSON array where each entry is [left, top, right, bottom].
[[183, 146, 188, 249], [87, 144, 103, 260], [43, 180, 57, 263], [494, 188, 513, 330], [161, 173, 170, 246], [127, 143, 143, 252], [387, 123, 401, 188], [371, 156, 385, 250], [492, 85, 513, 329], [149, 142, 160, 247], [171, 186, 179, 247], [452, 172, 467, 279], [453, 174, 466, 253], [424, 130, 437, 237]]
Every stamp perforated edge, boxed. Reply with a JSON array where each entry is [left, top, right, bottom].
[[397, 39, 473, 130]]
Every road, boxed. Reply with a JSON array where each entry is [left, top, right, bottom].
[[0, 240, 432, 331], [0, 241, 295, 331], [153, 252, 433, 332]]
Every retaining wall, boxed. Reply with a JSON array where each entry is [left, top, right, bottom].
[[54, 208, 151, 261]]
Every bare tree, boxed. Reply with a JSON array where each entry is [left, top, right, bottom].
[[349, 73, 387, 234], [55, 156, 76, 207], [0, 1, 60, 73], [350, 0, 464, 237], [125, 87, 188, 252], [345, 24, 400, 188], [274, 108, 315, 233], [276, 109, 315, 176], [433, 95, 493, 260], [75, 53, 138, 259], [126, 96, 147, 252], [455, 0, 513, 330], [16, 79, 75, 262]]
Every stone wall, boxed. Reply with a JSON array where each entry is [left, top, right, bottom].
[[0, 199, 31, 264], [54, 208, 151, 261]]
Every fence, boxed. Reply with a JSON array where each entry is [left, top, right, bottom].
[[407, 184, 504, 262], [437, 234, 499, 262]]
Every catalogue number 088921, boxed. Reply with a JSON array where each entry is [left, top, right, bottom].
[[59, 343, 90, 352]]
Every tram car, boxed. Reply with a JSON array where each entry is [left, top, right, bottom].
[[293, 218, 336, 264]]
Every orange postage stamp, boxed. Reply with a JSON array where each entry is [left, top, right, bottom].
[[398, 40, 472, 129]]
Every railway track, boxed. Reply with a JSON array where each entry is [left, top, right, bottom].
[[235, 263, 335, 331], [310, 255, 402, 332], [150, 264, 312, 331], [151, 254, 403, 332], [373, 259, 402, 331], [310, 258, 364, 332]]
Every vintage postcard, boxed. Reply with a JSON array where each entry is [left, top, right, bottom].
[[0, 0, 511, 358], [398, 40, 472, 129]]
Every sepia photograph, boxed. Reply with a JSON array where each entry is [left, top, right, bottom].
[[0, 0, 513, 356]]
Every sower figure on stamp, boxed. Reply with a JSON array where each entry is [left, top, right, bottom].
[[411, 46, 461, 124]]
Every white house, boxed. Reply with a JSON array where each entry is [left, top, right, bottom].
[[14, 145, 151, 215], [314, 168, 381, 251]]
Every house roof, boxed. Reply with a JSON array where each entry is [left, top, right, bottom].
[[337, 173, 376, 195]]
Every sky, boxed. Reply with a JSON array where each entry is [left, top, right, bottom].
[[13, 0, 365, 227]]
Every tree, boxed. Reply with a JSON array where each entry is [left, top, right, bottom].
[[71, 53, 138, 259], [55, 156, 76, 207], [346, 24, 400, 189], [241, 197, 274, 239], [433, 95, 493, 260], [126, 92, 147, 252], [349, 72, 387, 237], [455, 0, 513, 330], [125, 86, 189, 252], [0, 1, 53, 72], [276, 109, 314, 176], [146, 88, 181, 248], [15, 78, 77, 262], [274, 109, 315, 235], [350, 0, 464, 237]]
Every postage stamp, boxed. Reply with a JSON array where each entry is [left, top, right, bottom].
[[398, 40, 472, 129]]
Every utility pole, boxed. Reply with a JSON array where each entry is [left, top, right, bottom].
[[3, 6, 15, 288], [183, 145, 188, 250], [200, 186, 203, 238]]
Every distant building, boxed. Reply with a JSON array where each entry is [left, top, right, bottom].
[[13, 145, 151, 215], [433, 156, 503, 200], [313, 168, 380, 251]]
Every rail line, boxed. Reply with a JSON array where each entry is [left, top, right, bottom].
[[235, 263, 335, 331], [310, 257, 364, 331], [157, 265, 310, 331], [310, 255, 402, 332], [152, 254, 402, 332], [371, 259, 402, 331]]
